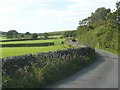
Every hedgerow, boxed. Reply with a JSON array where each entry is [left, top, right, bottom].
[[0, 38, 57, 42], [1, 42, 54, 47], [2, 47, 96, 88]]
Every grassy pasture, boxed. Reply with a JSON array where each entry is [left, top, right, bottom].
[[38, 35, 62, 39], [0, 39, 64, 45], [0, 36, 9, 40], [0, 38, 66, 58], [38, 36, 44, 38], [0, 45, 69, 58], [48, 35, 62, 38]]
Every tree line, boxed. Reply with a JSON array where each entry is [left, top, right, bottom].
[[6, 30, 50, 39], [5, 29, 77, 40], [76, 1, 120, 54]]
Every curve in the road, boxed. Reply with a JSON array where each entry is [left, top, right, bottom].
[[47, 48, 118, 88]]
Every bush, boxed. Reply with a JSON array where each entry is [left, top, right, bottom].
[[32, 33, 38, 39], [0, 38, 58, 42], [2, 47, 96, 88], [1, 42, 54, 47]]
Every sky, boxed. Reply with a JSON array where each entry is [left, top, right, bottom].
[[0, 0, 118, 33]]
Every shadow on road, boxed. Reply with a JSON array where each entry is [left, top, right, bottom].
[[47, 51, 106, 88], [96, 51, 118, 60]]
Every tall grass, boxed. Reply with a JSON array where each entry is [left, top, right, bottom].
[[2, 47, 96, 88]]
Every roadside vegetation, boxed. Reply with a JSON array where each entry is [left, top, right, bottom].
[[76, 2, 119, 55], [2, 47, 95, 88], [1, 1, 119, 88], [1, 29, 96, 88], [0, 39, 64, 44]]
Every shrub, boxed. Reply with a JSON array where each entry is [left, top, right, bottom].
[[2, 47, 96, 88], [1, 42, 54, 47]]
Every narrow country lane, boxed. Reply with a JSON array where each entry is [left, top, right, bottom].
[[47, 48, 118, 88]]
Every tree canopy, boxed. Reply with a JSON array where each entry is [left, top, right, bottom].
[[32, 33, 38, 39], [43, 33, 49, 39], [6, 30, 18, 38], [76, 2, 119, 54]]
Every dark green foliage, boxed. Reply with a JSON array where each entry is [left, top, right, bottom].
[[0, 31, 7, 36], [76, 3, 119, 54], [43, 33, 49, 39], [24, 32, 31, 39], [2, 47, 96, 88], [90, 7, 110, 22], [32, 33, 38, 39], [17, 34, 24, 39], [63, 31, 69, 37], [6, 30, 18, 38], [116, 1, 120, 9], [0, 38, 54, 42], [1, 42, 54, 47], [21, 34, 24, 38], [25, 32, 31, 35], [63, 31, 76, 37]]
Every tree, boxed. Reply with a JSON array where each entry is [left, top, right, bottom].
[[63, 31, 69, 37], [25, 32, 30, 35], [76, 2, 118, 54], [90, 7, 110, 22], [24, 32, 31, 39], [44, 33, 49, 39], [6, 30, 18, 38], [21, 34, 24, 38], [63, 31, 76, 38], [88, 7, 111, 28], [17, 34, 22, 39], [17, 34, 25, 39], [69, 31, 76, 37], [116, 1, 120, 9], [116, 1, 120, 25], [32, 33, 38, 39]]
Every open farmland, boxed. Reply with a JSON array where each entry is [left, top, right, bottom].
[[0, 45, 69, 58], [48, 35, 62, 38], [2, 47, 96, 88], [0, 38, 67, 58], [1, 0, 119, 88], [0, 39, 64, 45], [0, 36, 9, 40], [37, 35, 62, 39]]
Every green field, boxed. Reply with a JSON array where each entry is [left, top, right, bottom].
[[38, 36, 44, 38], [0, 36, 9, 40], [0, 45, 69, 58], [0, 39, 64, 45], [48, 35, 62, 38], [0, 35, 67, 58], [38, 35, 62, 39], [0, 38, 67, 58]]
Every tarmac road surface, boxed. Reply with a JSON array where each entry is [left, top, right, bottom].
[[47, 48, 118, 88]]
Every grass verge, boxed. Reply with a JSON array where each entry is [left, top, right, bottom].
[[2, 47, 96, 88], [0, 45, 69, 58], [95, 46, 119, 56]]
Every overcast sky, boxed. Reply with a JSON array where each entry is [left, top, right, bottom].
[[0, 0, 118, 33]]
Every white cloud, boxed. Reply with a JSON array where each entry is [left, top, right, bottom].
[[67, 0, 117, 10], [0, 7, 17, 13], [0, 0, 118, 33], [32, 9, 81, 17]]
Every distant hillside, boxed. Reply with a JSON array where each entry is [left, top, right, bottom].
[[0, 31, 7, 36], [0, 30, 76, 36], [38, 30, 77, 36]]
